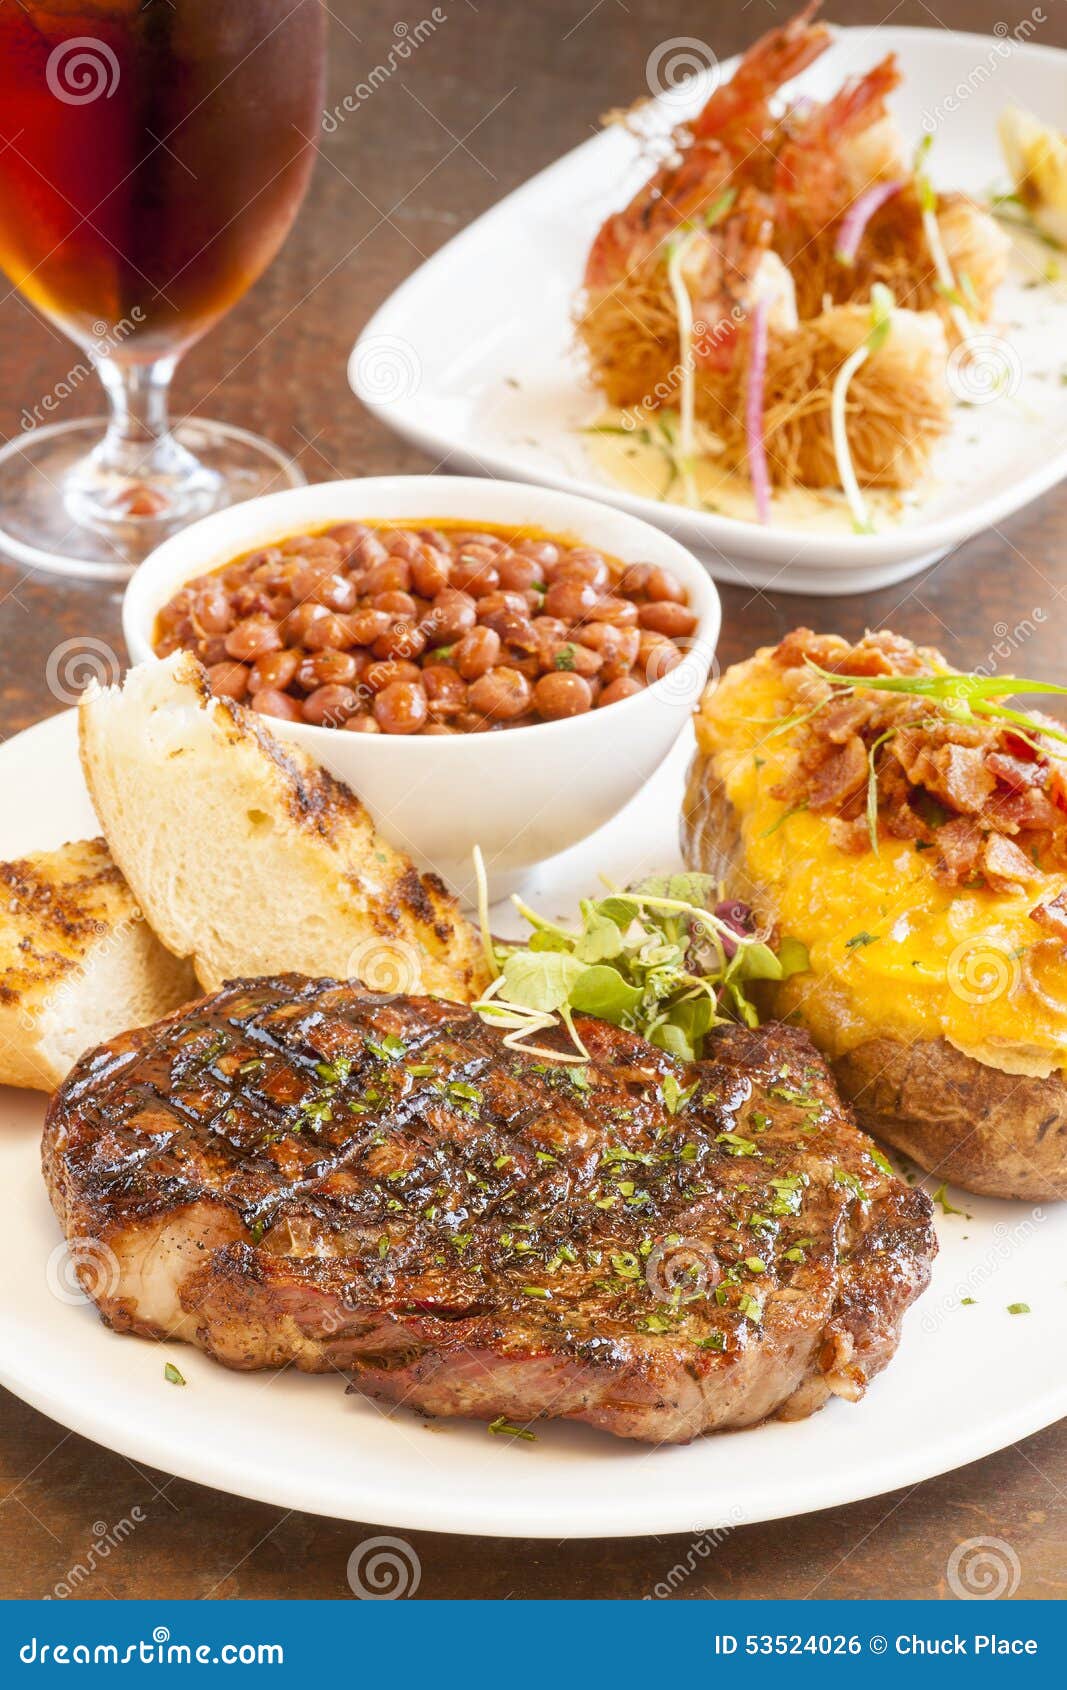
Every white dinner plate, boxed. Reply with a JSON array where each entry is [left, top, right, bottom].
[[0, 708, 1064, 1538], [351, 25, 1067, 595]]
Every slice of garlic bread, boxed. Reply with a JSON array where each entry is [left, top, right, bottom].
[[78, 652, 490, 1003], [0, 838, 195, 1090]]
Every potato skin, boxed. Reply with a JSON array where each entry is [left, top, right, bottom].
[[834, 1037, 1067, 1201], [682, 749, 1067, 1202]]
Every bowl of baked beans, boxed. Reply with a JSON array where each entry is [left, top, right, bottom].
[[125, 477, 720, 898]]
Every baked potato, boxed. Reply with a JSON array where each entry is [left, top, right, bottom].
[[682, 628, 1067, 1200]]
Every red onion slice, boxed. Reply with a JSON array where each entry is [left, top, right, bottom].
[[835, 180, 904, 265], [745, 296, 771, 526]]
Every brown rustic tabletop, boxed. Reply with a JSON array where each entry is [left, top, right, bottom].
[[1, 0, 1065, 1602]]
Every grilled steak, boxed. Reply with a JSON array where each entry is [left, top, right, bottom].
[[42, 976, 935, 1443]]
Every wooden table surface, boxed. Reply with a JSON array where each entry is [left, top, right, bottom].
[[1, 0, 1065, 1602]]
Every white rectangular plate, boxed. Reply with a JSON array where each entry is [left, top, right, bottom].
[[351, 25, 1067, 595]]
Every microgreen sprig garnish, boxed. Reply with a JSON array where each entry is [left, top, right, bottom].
[[787, 660, 1067, 851], [803, 661, 1067, 749], [471, 861, 808, 1065]]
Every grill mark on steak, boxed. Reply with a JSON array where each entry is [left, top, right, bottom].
[[42, 976, 936, 1443]]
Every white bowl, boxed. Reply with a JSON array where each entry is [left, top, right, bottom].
[[123, 476, 720, 900]]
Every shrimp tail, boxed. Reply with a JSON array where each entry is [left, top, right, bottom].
[[690, 1, 832, 145]]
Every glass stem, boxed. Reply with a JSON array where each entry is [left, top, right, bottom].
[[75, 354, 217, 522]]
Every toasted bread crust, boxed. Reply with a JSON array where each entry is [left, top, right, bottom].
[[78, 653, 489, 1003]]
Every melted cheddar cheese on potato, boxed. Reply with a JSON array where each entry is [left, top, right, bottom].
[[689, 640, 1067, 1081]]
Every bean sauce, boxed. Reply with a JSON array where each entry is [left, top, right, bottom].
[[153, 520, 696, 735]]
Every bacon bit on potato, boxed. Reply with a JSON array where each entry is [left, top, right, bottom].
[[769, 627, 1067, 891], [1030, 888, 1067, 939]]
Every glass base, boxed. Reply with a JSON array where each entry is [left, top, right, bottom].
[[0, 417, 305, 582]]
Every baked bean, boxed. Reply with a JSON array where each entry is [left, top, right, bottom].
[[423, 589, 477, 645], [225, 616, 283, 662], [451, 549, 500, 597], [588, 594, 639, 627], [496, 552, 543, 593], [346, 532, 391, 570], [293, 648, 359, 689], [543, 579, 598, 622], [191, 586, 234, 636], [345, 608, 394, 646], [361, 558, 412, 597], [467, 666, 532, 721], [205, 661, 250, 701], [154, 519, 693, 735], [366, 659, 422, 693], [638, 600, 699, 636], [377, 529, 424, 563], [422, 665, 468, 719], [374, 680, 428, 735], [598, 675, 644, 706], [302, 684, 361, 726], [305, 613, 356, 653], [292, 568, 357, 614], [547, 641, 601, 679], [481, 608, 538, 651], [576, 622, 640, 679], [285, 601, 331, 645], [371, 590, 418, 621], [454, 626, 501, 680], [553, 554, 610, 592], [410, 544, 451, 598], [643, 639, 684, 682], [643, 566, 686, 603], [615, 563, 650, 598], [372, 620, 427, 662], [533, 671, 593, 719], [516, 539, 559, 568], [251, 687, 302, 721], [249, 649, 302, 693], [196, 635, 230, 667]]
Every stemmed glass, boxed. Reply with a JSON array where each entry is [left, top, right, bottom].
[[0, 0, 326, 579]]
